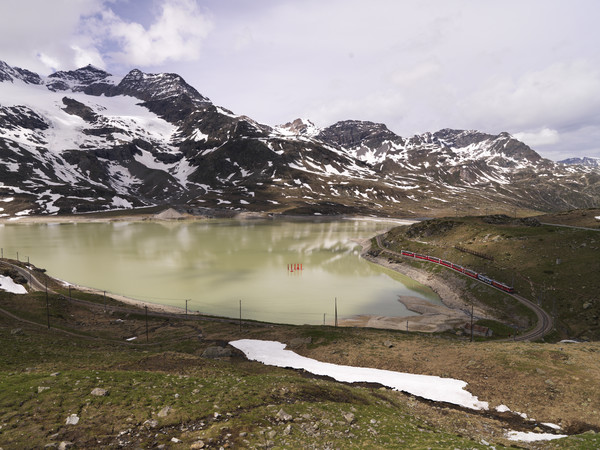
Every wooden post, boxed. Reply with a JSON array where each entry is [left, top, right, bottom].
[[334, 297, 338, 328], [69, 285, 71, 300], [185, 299, 189, 317], [45, 278, 50, 329], [104, 291, 106, 312], [406, 320, 408, 332], [239, 300, 242, 332], [16, 251, 19, 261], [323, 313, 325, 326], [145, 305, 149, 342], [470, 305, 474, 342]]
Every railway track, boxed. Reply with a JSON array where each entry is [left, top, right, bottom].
[[374, 235, 554, 341]]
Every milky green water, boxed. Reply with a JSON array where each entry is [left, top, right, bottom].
[[0, 219, 440, 325]]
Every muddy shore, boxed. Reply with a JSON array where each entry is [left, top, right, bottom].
[[342, 237, 490, 333]]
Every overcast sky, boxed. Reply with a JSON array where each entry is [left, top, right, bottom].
[[1, 0, 599, 160]]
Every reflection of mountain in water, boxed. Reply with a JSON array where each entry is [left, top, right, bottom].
[[2, 219, 440, 324]]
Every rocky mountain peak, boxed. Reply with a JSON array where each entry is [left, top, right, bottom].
[[46, 65, 112, 92], [116, 69, 210, 104], [559, 156, 600, 168], [277, 118, 320, 136], [0, 60, 43, 85], [318, 120, 400, 149]]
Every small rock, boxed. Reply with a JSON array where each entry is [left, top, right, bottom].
[[170, 437, 181, 443], [190, 441, 205, 449], [90, 388, 108, 396], [343, 412, 355, 424], [58, 442, 73, 450], [283, 424, 292, 435], [38, 386, 50, 393], [276, 409, 293, 422], [383, 340, 394, 348], [10, 328, 23, 335], [288, 337, 312, 349], [65, 414, 79, 425], [583, 302, 592, 310], [143, 419, 159, 428], [201, 346, 232, 359], [534, 426, 542, 432], [267, 430, 277, 440], [545, 379, 554, 386], [157, 406, 172, 418], [50, 372, 60, 377]]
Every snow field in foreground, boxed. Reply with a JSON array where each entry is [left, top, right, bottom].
[[230, 339, 488, 410], [230, 339, 569, 442]]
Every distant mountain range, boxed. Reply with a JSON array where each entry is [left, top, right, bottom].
[[559, 156, 600, 168], [0, 60, 598, 218]]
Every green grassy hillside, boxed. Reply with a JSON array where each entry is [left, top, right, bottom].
[[1, 261, 599, 448], [378, 213, 600, 341]]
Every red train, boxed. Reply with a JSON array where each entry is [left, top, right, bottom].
[[400, 249, 515, 293]]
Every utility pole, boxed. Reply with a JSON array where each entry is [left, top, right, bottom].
[[69, 285, 71, 300], [470, 304, 474, 342], [16, 251, 19, 261], [239, 300, 242, 332], [1, 248, 3, 258], [334, 297, 338, 328], [104, 291, 107, 312], [145, 305, 149, 342], [45, 278, 50, 329], [185, 299, 189, 317], [323, 313, 325, 326]]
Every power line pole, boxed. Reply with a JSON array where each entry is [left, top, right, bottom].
[[145, 305, 149, 342], [185, 299, 189, 317], [334, 297, 338, 327], [470, 304, 474, 343], [45, 278, 50, 329]]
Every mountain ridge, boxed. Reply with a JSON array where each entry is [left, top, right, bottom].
[[0, 60, 598, 218]]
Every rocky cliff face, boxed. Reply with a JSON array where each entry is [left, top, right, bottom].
[[0, 60, 598, 218]]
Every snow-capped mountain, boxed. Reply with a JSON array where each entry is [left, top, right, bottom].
[[559, 156, 600, 168], [0, 60, 598, 218]]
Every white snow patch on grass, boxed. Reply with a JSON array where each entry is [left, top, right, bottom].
[[0, 275, 27, 294], [506, 431, 567, 442], [230, 339, 489, 410]]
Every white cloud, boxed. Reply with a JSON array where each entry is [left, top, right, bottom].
[[100, 0, 213, 66], [0, 0, 103, 73], [463, 61, 600, 132], [514, 128, 560, 147]]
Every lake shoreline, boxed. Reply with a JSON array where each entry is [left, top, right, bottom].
[[353, 237, 472, 333], [4, 214, 459, 331]]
